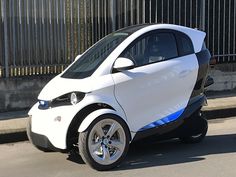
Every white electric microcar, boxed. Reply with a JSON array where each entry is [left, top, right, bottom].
[[27, 24, 213, 170]]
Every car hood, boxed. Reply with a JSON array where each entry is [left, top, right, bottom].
[[38, 75, 93, 100]]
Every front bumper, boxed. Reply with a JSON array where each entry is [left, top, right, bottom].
[[27, 118, 61, 151], [28, 103, 79, 150]]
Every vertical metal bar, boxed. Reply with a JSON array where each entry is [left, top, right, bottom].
[[83, 0, 87, 50], [137, 0, 140, 24], [104, 0, 107, 34], [228, 0, 231, 62], [40, 0, 45, 67], [49, 0, 53, 64], [19, 0, 24, 66], [29, 0, 34, 72], [217, 0, 221, 59], [155, 0, 158, 23], [173, 0, 175, 24], [121, 0, 123, 28], [38, 0, 42, 66], [200, 0, 205, 31], [149, 0, 151, 23], [0, 0, 2, 71], [94, 0, 97, 42], [161, 0, 164, 22], [2, 0, 9, 77], [196, 0, 198, 28], [16, 0, 20, 66], [70, 0, 74, 60], [54, 0, 58, 64], [207, 0, 210, 47], [142, 0, 145, 23], [55, 0, 59, 63], [212, 0, 215, 55], [131, 0, 133, 25], [8, 0, 12, 67], [23, 0, 27, 68], [98, 0, 100, 39], [26, 0, 31, 65], [179, 0, 181, 25], [184, 0, 187, 26], [51, 0, 55, 66], [46, 0, 50, 64], [90, 0, 94, 44], [34, 0, 39, 65], [77, 0, 80, 54], [111, 0, 116, 31], [167, 0, 170, 23], [117, 0, 120, 29], [12, 0, 16, 66], [42, 0, 47, 73], [60, 0, 64, 62], [102, 0, 104, 36], [223, 0, 225, 61], [124, 0, 127, 26], [234, 0, 236, 61], [64, 0, 67, 62], [190, 0, 192, 27]]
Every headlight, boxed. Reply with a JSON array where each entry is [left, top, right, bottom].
[[52, 92, 85, 107], [70, 92, 85, 105], [38, 100, 50, 110], [38, 92, 85, 109], [70, 92, 78, 105]]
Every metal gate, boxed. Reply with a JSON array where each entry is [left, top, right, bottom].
[[1, 0, 236, 78]]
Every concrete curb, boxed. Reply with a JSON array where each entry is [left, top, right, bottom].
[[0, 132, 27, 144], [0, 117, 28, 144], [204, 107, 236, 119]]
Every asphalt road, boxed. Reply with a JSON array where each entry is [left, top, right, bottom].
[[0, 117, 236, 177]]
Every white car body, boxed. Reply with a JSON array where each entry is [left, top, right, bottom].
[[28, 24, 211, 170]]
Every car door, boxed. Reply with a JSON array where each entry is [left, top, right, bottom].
[[111, 31, 199, 132]]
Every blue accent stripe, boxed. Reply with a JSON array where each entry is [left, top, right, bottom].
[[139, 108, 185, 131]]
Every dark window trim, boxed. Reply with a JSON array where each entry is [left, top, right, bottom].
[[116, 29, 179, 70], [173, 31, 194, 57]]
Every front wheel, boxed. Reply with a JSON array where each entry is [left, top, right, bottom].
[[78, 114, 130, 171]]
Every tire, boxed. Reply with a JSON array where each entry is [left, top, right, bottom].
[[78, 114, 130, 171], [26, 118, 52, 152], [179, 112, 208, 144]]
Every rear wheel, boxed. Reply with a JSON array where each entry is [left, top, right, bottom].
[[78, 114, 130, 171], [179, 112, 208, 144], [179, 124, 208, 143]]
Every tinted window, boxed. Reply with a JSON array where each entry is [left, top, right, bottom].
[[120, 32, 178, 67], [176, 33, 194, 56], [62, 32, 129, 79]]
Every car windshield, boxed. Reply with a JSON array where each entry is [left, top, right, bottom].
[[61, 32, 129, 79]]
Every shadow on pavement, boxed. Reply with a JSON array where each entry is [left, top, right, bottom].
[[113, 133, 236, 171], [66, 133, 236, 170]]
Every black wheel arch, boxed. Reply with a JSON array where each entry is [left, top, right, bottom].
[[66, 103, 114, 150]]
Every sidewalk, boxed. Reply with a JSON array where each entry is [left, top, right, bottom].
[[0, 94, 236, 143], [202, 94, 236, 119]]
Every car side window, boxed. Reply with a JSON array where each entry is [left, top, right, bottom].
[[120, 32, 178, 67], [176, 33, 194, 56]]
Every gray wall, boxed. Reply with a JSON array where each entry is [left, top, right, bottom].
[[0, 76, 53, 112], [208, 63, 236, 91]]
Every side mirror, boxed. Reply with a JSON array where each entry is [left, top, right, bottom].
[[75, 55, 82, 61], [113, 57, 135, 72]]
